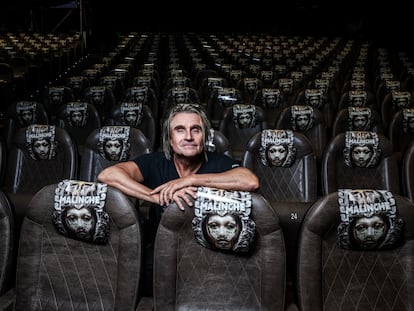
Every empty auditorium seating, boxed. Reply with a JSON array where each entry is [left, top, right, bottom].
[[332, 107, 383, 137]]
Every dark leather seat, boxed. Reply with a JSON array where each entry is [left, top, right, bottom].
[[296, 191, 414, 311], [321, 131, 402, 196], [79, 126, 152, 182], [0, 181, 143, 310], [149, 190, 286, 310], [219, 104, 268, 162], [3, 125, 78, 232]]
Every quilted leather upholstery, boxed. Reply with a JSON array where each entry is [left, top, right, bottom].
[[321, 132, 402, 196], [12, 184, 142, 310], [297, 192, 414, 311], [153, 192, 286, 311], [402, 140, 414, 201]]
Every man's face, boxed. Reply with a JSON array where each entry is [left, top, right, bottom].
[[352, 115, 368, 130], [71, 111, 84, 126], [170, 112, 204, 158], [267, 144, 287, 167], [296, 114, 310, 130], [353, 215, 387, 249]]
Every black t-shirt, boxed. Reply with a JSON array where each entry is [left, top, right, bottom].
[[134, 151, 239, 191]]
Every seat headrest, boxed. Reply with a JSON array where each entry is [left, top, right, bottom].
[[337, 189, 404, 250], [25, 124, 58, 160], [343, 131, 381, 168], [52, 179, 110, 244], [97, 126, 131, 161], [259, 129, 296, 167], [191, 186, 256, 253]]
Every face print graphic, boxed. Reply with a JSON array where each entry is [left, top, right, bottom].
[[205, 213, 241, 250]]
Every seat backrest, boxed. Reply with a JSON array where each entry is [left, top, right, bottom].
[[5, 100, 49, 148], [402, 140, 414, 201], [12, 180, 142, 310], [296, 190, 414, 311], [251, 87, 288, 126], [205, 129, 233, 158], [242, 129, 318, 204], [276, 104, 328, 162], [42, 85, 75, 120], [381, 91, 414, 134], [321, 131, 401, 195], [82, 85, 116, 122], [206, 87, 244, 128], [123, 86, 160, 124], [79, 126, 152, 182], [388, 108, 414, 153], [219, 104, 268, 162], [54, 101, 102, 156], [153, 188, 285, 310], [3, 124, 78, 195], [106, 102, 157, 149]]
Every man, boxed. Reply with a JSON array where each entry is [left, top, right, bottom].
[[98, 103, 258, 213], [98, 103, 258, 295], [103, 138, 123, 161], [32, 138, 52, 160]]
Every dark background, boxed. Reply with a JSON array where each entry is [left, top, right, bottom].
[[0, 0, 411, 53]]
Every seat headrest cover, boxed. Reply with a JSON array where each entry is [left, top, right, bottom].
[[259, 129, 296, 167], [120, 102, 143, 126], [97, 126, 131, 161], [291, 105, 315, 131], [343, 131, 381, 168], [402, 108, 414, 133], [52, 179, 110, 244], [66, 102, 88, 127], [232, 104, 257, 129], [337, 189, 404, 250], [16, 101, 37, 126], [347, 107, 373, 131], [191, 186, 256, 253], [25, 124, 57, 160]]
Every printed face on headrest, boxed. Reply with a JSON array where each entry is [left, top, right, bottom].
[[305, 89, 323, 108], [402, 108, 414, 133], [191, 187, 256, 253], [49, 87, 64, 105], [16, 101, 37, 126], [337, 189, 404, 250], [67, 102, 88, 127], [218, 88, 238, 107], [121, 102, 143, 126], [348, 107, 372, 131], [172, 87, 189, 104], [262, 89, 281, 108], [53, 179, 110, 244], [391, 91, 411, 110], [291, 105, 314, 131], [130, 86, 147, 103], [344, 131, 381, 168], [232, 104, 257, 129], [260, 129, 296, 167], [98, 126, 131, 161], [25, 124, 57, 160], [349, 90, 367, 107], [90, 86, 105, 105]]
